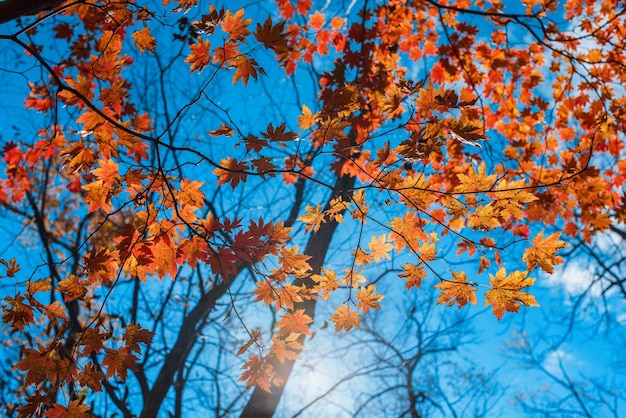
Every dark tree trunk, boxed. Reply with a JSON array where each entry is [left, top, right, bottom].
[[240, 171, 355, 418], [0, 0, 65, 24]]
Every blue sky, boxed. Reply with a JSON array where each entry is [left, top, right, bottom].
[[0, 0, 625, 416]]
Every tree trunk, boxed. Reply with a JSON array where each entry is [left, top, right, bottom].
[[240, 171, 355, 417], [0, 0, 64, 24]]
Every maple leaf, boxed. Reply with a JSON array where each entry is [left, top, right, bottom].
[[485, 268, 539, 320], [367, 234, 394, 262], [0, 257, 20, 278], [254, 280, 278, 306], [279, 247, 311, 273], [206, 246, 238, 278], [298, 204, 325, 233], [132, 27, 156, 53], [221, 8, 251, 41], [177, 179, 205, 207], [276, 309, 312, 336], [83, 247, 118, 283], [208, 123, 233, 137], [467, 204, 501, 230], [77, 362, 104, 392], [434, 271, 477, 310], [92, 158, 120, 187], [102, 347, 138, 381], [185, 37, 212, 72], [78, 327, 107, 355], [240, 355, 276, 391], [270, 334, 302, 363], [2, 294, 34, 331], [82, 180, 113, 213], [124, 323, 154, 353], [262, 122, 298, 142], [231, 56, 264, 85], [356, 284, 384, 312], [399, 263, 427, 290], [456, 162, 497, 193], [329, 304, 361, 332], [255, 17, 288, 52], [522, 231, 567, 274], [44, 400, 91, 418], [311, 268, 340, 300], [309, 11, 325, 30], [213, 157, 248, 188], [297, 104, 317, 130]]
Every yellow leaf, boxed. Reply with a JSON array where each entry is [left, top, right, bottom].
[[329, 304, 361, 332], [485, 268, 539, 320], [467, 204, 501, 230], [367, 234, 393, 262], [298, 204, 325, 233], [434, 271, 477, 309]]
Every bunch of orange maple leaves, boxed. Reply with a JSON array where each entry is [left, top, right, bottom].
[[1, 0, 624, 415]]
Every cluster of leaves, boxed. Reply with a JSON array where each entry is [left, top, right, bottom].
[[0, 0, 624, 415]]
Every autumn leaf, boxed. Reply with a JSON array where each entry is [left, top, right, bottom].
[[399, 263, 427, 290], [485, 268, 539, 320], [279, 247, 311, 273], [231, 56, 264, 85], [239, 355, 277, 391], [102, 347, 138, 381], [367, 234, 394, 262], [522, 231, 567, 274], [298, 204, 325, 232], [221, 8, 252, 41], [185, 37, 212, 72], [276, 309, 313, 336], [255, 17, 288, 52], [329, 304, 361, 332], [297, 104, 317, 130], [132, 27, 156, 53], [213, 157, 249, 188], [124, 323, 154, 353], [262, 122, 298, 142], [311, 268, 340, 301], [434, 271, 477, 310], [208, 124, 233, 137], [270, 334, 302, 363], [44, 400, 91, 418], [356, 284, 384, 312]]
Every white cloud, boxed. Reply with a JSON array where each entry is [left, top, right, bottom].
[[543, 349, 572, 376], [546, 260, 602, 297]]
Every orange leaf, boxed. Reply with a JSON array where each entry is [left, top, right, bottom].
[[356, 284, 384, 312], [276, 309, 313, 336], [124, 323, 154, 353], [221, 8, 251, 41], [329, 304, 361, 332], [367, 234, 393, 262], [297, 104, 316, 130], [185, 37, 212, 72], [399, 263, 426, 290], [102, 347, 138, 381], [522, 231, 567, 274], [485, 268, 539, 320], [44, 400, 91, 418], [132, 27, 156, 53], [298, 204, 325, 232], [434, 271, 477, 309], [213, 157, 248, 188]]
